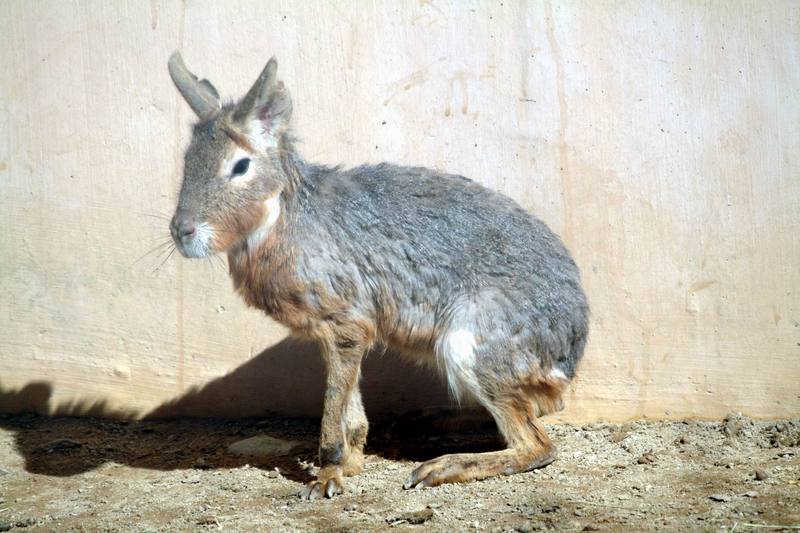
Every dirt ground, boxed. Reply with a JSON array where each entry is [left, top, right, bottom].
[[0, 411, 797, 532]]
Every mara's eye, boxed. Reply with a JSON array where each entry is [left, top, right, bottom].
[[232, 158, 250, 176]]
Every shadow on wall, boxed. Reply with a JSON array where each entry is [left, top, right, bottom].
[[0, 338, 453, 420], [147, 338, 454, 419], [0, 341, 499, 479]]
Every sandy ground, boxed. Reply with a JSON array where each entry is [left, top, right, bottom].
[[0, 411, 797, 532]]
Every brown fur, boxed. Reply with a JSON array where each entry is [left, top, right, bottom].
[[403, 381, 559, 488]]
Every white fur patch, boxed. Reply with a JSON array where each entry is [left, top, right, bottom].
[[548, 367, 568, 381], [246, 195, 281, 249], [182, 222, 213, 258], [247, 122, 278, 151], [436, 328, 481, 402]]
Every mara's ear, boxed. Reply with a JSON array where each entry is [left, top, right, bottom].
[[232, 57, 293, 146], [168, 52, 221, 120]]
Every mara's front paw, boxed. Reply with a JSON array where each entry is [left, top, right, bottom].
[[299, 466, 344, 500]]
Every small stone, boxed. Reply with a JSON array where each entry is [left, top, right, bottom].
[[227, 436, 298, 457], [637, 452, 656, 465], [387, 508, 434, 525], [197, 515, 219, 526], [583, 524, 601, 531], [754, 469, 770, 481], [192, 457, 211, 470], [723, 413, 744, 438], [515, 524, 533, 533], [343, 503, 357, 512], [15, 517, 37, 528], [0, 523, 11, 532], [541, 504, 560, 513], [743, 491, 759, 498], [609, 431, 629, 443], [709, 494, 731, 502]]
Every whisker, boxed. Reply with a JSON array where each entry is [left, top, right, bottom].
[[140, 213, 172, 221], [204, 255, 218, 280], [214, 254, 228, 272], [129, 239, 176, 268], [136, 209, 175, 221], [152, 246, 177, 274]]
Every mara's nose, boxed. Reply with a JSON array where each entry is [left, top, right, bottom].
[[170, 211, 197, 241]]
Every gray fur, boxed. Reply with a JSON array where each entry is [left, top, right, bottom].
[[295, 159, 587, 370]]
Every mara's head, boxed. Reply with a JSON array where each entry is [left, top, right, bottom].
[[168, 53, 293, 258]]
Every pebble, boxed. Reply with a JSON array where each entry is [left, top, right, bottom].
[[387, 508, 434, 525], [636, 452, 656, 465], [709, 494, 731, 502], [344, 503, 357, 512], [228, 436, 298, 457], [742, 491, 759, 498], [196, 515, 219, 526], [192, 457, 212, 470], [609, 431, 629, 443], [723, 413, 745, 438], [754, 469, 770, 481], [583, 524, 601, 532], [0, 524, 10, 532]]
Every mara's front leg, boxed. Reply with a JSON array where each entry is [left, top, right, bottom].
[[300, 339, 366, 500]]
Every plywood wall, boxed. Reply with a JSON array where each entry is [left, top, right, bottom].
[[1, 0, 798, 422]]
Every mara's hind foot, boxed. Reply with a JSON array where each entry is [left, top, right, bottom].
[[403, 371, 565, 489], [403, 444, 556, 489]]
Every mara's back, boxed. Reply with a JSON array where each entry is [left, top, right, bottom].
[[294, 162, 589, 379]]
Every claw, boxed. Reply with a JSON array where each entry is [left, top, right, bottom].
[[324, 479, 340, 498], [300, 467, 344, 500], [403, 466, 427, 490]]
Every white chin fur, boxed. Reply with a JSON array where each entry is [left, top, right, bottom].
[[179, 222, 213, 258]]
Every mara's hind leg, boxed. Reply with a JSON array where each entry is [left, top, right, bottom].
[[403, 382, 563, 489]]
